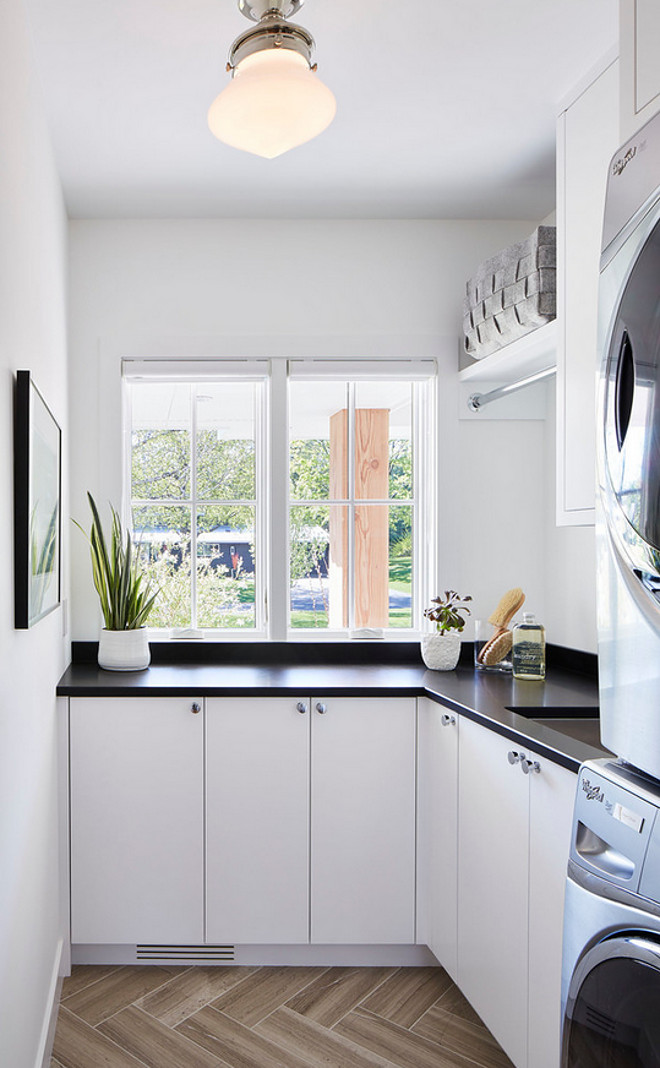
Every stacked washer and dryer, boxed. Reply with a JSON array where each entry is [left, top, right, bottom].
[[561, 109, 660, 1066]]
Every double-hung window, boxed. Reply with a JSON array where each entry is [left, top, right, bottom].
[[123, 358, 436, 639], [124, 360, 268, 636]]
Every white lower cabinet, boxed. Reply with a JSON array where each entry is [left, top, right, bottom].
[[527, 750, 577, 1068], [206, 697, 310, 944], [206, 695, 417, 945], [69, 696, 205, 944], [416, 697, 459, 978], [310, 696, 416, 944], [457, 714, 576, 1068]]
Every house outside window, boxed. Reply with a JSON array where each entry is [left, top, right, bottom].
[[123, 358, 436, 639]]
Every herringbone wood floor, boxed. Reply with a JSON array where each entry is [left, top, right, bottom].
[[50, 965, 513, 1068]]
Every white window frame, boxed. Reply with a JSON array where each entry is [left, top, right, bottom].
[[122, 358, 270, 639], [284, 360, 437, 641], [122, 356, 437, 642]]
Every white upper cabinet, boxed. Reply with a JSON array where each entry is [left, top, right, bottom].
[[556, 59, 620, 525], [621, 0, 660, 139]]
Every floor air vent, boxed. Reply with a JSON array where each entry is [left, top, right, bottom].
[[136, 945, 235, 962]]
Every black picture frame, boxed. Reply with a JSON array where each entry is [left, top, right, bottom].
[[14, 371, 62, 628]]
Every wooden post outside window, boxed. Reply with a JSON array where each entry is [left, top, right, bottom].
[[328, 408, 390, 630]]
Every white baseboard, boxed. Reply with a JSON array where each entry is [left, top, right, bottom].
[[36, 938, 63, 1068], [72, 943, 437, 967]]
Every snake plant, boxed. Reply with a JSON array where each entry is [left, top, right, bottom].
[[74, 493, 158, 630]]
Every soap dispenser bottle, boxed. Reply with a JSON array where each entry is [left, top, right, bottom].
[[512, 613, 546, 680]]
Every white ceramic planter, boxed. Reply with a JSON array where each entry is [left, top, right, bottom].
[[98, 628, 151, 672], [421, 632, 462, 671]]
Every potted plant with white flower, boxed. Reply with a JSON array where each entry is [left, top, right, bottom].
[[74, 493, 159, 671], [422, 590, 472, 670]]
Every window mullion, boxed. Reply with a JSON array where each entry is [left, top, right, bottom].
[[190, 384, 198, 630], [270, 360, 289, 640], [347, 381, 356, 634]]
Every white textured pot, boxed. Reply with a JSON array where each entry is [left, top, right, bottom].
[[98, 628, 151, 672], [421, 632, 462, 671]]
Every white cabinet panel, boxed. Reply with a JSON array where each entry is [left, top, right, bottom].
[[311, 697, 416, 945], [621, 0, 660, 139], [527, 755, 576, 1068], [556, 59, 619, 524], [206, 697, 310, 944], [457, 717, 529, 1068], [70, 697, 204, 944], [416, 698, 458, 978]]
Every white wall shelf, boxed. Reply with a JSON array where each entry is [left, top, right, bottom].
[[458, 320, 557, 385]]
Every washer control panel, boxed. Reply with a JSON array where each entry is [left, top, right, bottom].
[[571, 759, 659, 894]]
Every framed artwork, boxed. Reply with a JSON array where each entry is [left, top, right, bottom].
[[14, 371, 62, 628]]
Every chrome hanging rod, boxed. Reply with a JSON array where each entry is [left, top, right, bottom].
[[467, 366, 556, 412]]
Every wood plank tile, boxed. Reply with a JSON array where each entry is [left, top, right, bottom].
[[138, 966, 258, 1027], [286, 967, 395, 1028], [52, 1007, 146, 1068], [359, 967, 454, 1028], [412, 1005, 513, 1068], [177, 1006, 315, 1068], [256, 1006, 396, 1068], [435, 982, 486, 1028], [99, 1005, 221, 1068], [210, 966, 327, 1027], [61, 965, 123, 1000], [63, 966, 177, 1026], [335, 1009, 478, 1068]]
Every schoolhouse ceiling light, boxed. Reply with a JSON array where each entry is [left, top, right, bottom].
[[208, 0, 336, 159]]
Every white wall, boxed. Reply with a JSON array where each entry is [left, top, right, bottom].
[[0, 3, 69, 1066], [544, 381, 597, 651], [68, 218, 596, 651]]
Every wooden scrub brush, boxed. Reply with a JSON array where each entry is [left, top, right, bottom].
[[488, 587, 525, 630], [477, 588, 525, 665], [479, 628, 513, 666]]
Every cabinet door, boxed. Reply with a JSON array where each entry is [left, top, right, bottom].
[[621, 0, 660, 139], [311, 696, 416, 945], [527, 754, 576, 1068], [70, 697, 204, 944], [206, 697, 310, 944], [556, 60, 619, 524], [457, 716, 530, 1068], [417, 698, 459, 978]]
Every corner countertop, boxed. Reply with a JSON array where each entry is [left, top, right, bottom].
[[57, 647, 606, 774]]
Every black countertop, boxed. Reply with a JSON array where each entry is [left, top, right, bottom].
[[57, 648, 606, 774]]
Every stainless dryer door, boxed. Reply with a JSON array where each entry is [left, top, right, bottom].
[[563, 933, 660, 1065], [603, 214, 660, 577]]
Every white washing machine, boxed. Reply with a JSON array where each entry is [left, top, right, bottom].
[[562, 759, 660, 1065]]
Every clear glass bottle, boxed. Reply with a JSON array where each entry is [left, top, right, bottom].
[[512, 613, 546, 680]]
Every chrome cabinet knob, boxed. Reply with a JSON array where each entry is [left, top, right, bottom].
[[316, 702, 327, 714], [191, 702, 201, 714], [441, 714, 456, 726], [508, 750, 525, 765], [521, 758, 541, 775], [296, 702, 308, 715]]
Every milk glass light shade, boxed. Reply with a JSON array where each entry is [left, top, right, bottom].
[[208, 50, 336, 158]]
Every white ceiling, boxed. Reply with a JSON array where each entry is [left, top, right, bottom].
[[24, 0, 618, 220]]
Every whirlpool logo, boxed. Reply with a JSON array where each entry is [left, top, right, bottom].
[[612, 145, 637, 176], [582, 777, 605, 802]]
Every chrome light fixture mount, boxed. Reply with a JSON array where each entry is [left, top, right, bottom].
[[227, 1, 315, 76], [208, 0, 336, 159]]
